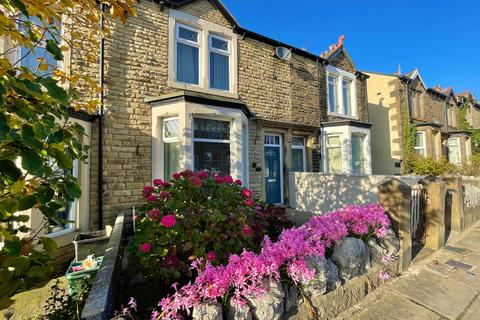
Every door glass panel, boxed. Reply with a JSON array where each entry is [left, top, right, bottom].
[[264, 145, 281, 204]]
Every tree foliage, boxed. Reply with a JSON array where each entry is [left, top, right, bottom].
[[0, 0, 136, 307]]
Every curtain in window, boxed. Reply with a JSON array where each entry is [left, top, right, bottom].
[[342, 80, 351, 115], [164, 142, 180, 179], [194, 141, 230, 175], [328, 76, 337, 113], [177, 43, 199, 85], [351, 135, 364, 174], [210, 52, 229, 90], [292, 148, 304, 172], [448, 139, 460, 165], [327, 147, 342, 173]]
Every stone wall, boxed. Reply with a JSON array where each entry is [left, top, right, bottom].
[[425, 91, 447, 129]]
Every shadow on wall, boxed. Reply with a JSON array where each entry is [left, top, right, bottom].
[[289, 172, 423, 216], [368, 102, 401, 174]]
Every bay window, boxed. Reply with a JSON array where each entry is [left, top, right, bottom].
[[175, 23, 200, 85], [326, 135, 343, 173], [209, 35, 230, 91], [414, 131, 426, 157], [162, 118, 180, 179], [326, 66, 356, 117], [193, 118, 231, 175], [448, 137, 461, 165], [351, 134, 365, 174], [291, 136, 306, 172]]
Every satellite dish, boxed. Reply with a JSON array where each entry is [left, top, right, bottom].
[[275, 47, 292, 61]]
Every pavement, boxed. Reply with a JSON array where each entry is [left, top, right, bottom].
[[335, 222, 480, 320]]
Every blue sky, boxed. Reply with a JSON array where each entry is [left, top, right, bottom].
[[222, 0, 480, 97]]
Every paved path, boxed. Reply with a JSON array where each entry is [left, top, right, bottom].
[[336, 222, 480, 320]]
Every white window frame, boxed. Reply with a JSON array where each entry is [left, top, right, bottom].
[[326, 65, 357, 118], [264, 133, 284, 205], [325, 134, 343, 173], [12, 14, 63, 74], [208, 34, 231, 91], [192, 117, 232, 174], [351, 133, 366, 175], [161, 117, 180, 179], [291, 136, 306, 172], [168, 9, 238, 98], [414, 131, 426, 157], [448, 137, 461, 165], [174, 23, 201, 86]]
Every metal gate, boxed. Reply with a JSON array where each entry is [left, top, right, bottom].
[[411, 184, 427, 242]]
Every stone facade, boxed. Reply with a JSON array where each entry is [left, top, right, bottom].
[[67, 0, 369, 227]]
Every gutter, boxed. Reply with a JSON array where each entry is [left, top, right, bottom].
[[98, 3, 105, 231]]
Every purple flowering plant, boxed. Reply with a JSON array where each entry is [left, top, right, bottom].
[[153, 203, 391, 319]]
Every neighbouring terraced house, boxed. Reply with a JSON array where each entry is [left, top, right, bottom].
[[365, 69, 474, 175], [1, 0, 372, 261]]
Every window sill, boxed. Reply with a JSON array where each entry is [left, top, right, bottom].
[[168, 80, 239, 100], [327, 112, 358, 120], [45, 227, 77, 239]]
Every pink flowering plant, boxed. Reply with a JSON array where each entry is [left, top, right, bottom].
[[153, 203, 391, 319], [133, 170, 267, 282]]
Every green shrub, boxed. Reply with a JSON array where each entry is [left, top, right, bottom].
[[132, 170, 267, 283], [406, 155, 456, 176]]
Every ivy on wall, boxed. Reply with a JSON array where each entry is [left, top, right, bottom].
[[402, 108, 416, 174], [458, 99, 470, 131]]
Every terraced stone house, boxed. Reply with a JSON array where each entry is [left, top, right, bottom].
[[2, 0, 372, 259], [365, 69, 472, 175]]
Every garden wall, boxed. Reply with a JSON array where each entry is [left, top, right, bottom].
[[289, 173, 422, 215], [462, 177, 480, 229]]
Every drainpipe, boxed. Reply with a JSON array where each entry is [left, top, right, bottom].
[[316, 57, 322, 172], [98, 3, 105, 231]]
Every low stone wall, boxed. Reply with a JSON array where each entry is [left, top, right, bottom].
[[462, 177, 480, 229], [191, 230, 400, 320], [289, 261, 398, 320]]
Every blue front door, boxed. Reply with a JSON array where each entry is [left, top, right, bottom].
[[264, 138, 282, 204]]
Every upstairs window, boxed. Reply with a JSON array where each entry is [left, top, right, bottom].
[[342, 79, 352, 116], [327, 67, 356, 117], [209, 35, 230, 91], [17, 15, 60, 75], [175, 24, 200, 85], [328, 75, 339, 113]]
